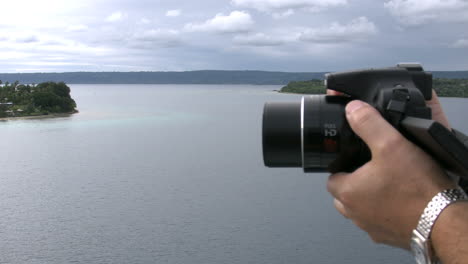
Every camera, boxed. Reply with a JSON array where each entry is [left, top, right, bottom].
[[262, 64, 468, 181]]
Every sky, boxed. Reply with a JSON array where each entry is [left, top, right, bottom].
[[0, 0, 467, 72]]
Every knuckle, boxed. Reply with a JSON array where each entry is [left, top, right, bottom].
[[351, 105, 375, 127], [374, 133, 406, 155], [336, 189, 353, 206], [327, 173, 347, 196]]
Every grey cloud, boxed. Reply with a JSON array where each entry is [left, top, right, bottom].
[[233, 33, 287, 46], [184, 11, 254, 33], [166, 10, 182, 17], [131, 29, 183, 48], [0, 0, 467, 72], [384, 0, 468, 25], [452, 39, 468, 48], [66, 25, 89, 32], [139, 18, 151, 24], [16, 35, 40, 43], [41, 40, 66, 46], [272, 9, 295, 19], [106, 11, 127, 22], [299, 17, 377, 43], [231, 0, 347, 12]]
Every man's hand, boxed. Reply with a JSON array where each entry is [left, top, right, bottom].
[[326, 99, 457, 249], [427, 90, 451, 129]]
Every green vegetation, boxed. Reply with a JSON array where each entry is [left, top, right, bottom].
[[433, 79, 468, 98], [280, 79, 325, 94], [280, 78, 468, 98], [0, 81, 77, 118]]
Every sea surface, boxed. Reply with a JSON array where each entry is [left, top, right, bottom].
[[0, 84, 467, 264]]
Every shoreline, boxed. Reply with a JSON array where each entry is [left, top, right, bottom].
[[276, 90, 466, 98], [0, 110, 79, 121]]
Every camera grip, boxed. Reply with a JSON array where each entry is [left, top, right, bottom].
[[401, 117, 468, 182]]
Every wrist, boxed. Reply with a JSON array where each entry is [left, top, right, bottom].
[[410, 188, 468, 264], [431, 201, 468, 264]]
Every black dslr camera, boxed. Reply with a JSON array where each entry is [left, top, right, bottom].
[[262, 63, 468, 187]]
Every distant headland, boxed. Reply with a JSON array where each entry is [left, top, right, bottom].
[[0, 81, 77, 119], [280, 79, 468, 98], [0, 70, 467, 85]]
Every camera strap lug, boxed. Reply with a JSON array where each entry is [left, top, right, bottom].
[[386, 89, 410, 126]]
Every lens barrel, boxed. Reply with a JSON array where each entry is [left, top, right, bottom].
[[263, 102, 302, 167], [263, 95, 361, 172]]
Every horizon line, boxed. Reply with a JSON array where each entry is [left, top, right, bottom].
[[1, 69, 468, 74]]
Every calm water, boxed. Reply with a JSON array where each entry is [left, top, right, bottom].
[[0, 85, 467, 264]]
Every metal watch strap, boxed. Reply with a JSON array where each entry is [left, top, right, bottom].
[[415, 187, 468, 238], [411, 187, 468, 264]]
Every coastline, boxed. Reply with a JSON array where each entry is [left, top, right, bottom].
[[276, 90, 322, 95], [0, 110, 79, 121], [276, 90, 465, 98]]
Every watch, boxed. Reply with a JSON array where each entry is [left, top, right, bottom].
[[410, 188, 468, 264]]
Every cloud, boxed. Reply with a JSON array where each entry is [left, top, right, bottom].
[[132, 29, 181, 48], [231, 0, 347, 13], [452, 39, 468, 48], [384, 0, 468, 25], [139, 18, 151, 24], [16, 35, 40, 43], [272, 9, 295, 19], [166, 9, 181, 17], [66, 24, 89, 32], [106, 11, 126, 22], [299, 17, 377, 43], [233, 33, 287, 46], [184, 11, 254, 33], [0, 0, 467, 72]]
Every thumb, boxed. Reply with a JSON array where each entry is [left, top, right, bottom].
[[345, 100, 404, 155]]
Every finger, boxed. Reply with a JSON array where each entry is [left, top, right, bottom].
[[426, 90, 450, 129], [345, 100, 405, 155], [327, 89, 343, 96], [334, 199, 349, 219], [327, 172, 350, 198]]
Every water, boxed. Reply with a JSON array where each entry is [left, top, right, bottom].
[[0, 84, 466, 264]]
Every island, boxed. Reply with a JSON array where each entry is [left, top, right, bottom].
[[0, 81, 77, 119], [280, 78, 468, 98]]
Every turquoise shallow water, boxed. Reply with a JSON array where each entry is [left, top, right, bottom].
[[0, 84, 466, 264]]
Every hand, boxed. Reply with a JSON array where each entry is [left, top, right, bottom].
[[326, 89, 450, 129], [426, 90, 451, 129], [326, 99, 457, 249]]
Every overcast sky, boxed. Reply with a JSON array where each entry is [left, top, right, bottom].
[[0, 0, 467, 72]]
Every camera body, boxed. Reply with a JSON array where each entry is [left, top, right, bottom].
[[263, 64, 468, 183]]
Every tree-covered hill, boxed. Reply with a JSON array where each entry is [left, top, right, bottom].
[[280, 78, 468, 98], [433, 78, 468, 97], [280, 80, 325, 94], [0, 70, 466, 84], [0, 81, 77, 118]]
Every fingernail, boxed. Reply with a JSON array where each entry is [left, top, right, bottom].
[[346, 100, 365, 115]]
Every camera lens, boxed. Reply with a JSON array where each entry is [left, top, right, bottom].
[[262, 95, 367, 172], [263, 101, 302, 167]]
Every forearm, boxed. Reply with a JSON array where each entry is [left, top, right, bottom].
[[432, 201, 468, 264]]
